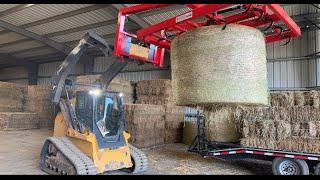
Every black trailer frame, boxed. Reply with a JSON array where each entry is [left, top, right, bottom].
[[186, 111, 320, 175]]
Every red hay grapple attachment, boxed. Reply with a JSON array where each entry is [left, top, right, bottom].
[[114, 4, 301, 67]]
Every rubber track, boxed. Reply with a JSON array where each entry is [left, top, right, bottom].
[[43, 137, 97, 175], [129, 144, 148, 174]]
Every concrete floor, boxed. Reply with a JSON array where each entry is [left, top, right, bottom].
[[0, 129, 272, 175]]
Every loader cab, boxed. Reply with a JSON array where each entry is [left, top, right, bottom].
[[75, 90, 126, 149]]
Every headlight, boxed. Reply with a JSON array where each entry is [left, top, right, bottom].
[[89, 89, 101, 96], [119, 93, 124, 97]]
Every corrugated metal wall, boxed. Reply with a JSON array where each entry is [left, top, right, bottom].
[[0, 66, 29, 84], [38, 61, 85, 85], [267, 4, 320, 90]]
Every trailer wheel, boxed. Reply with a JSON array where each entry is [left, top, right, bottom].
[[272, 157, 309, 175]]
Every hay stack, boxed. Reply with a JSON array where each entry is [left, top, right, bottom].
[[136, 79, 173, 105], [0, 81, 27, 112], [309, 90, 319, 108], [239, 106, 320, 153], [270, 92, 294, 107], [164, 105, 185, 143], [171, 24, 268, 106], [25, 85, 55, 128], [75, 75, 134, 103], [294, 92, 305, 106], [0, 112, 39, 130], [270, 91, 320, 108], [202, 105, 241, 142], [124, 104, 165, 148]]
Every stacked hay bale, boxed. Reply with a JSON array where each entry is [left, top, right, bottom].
[[202, 105, 241, 142], [164, 105, 185, 143], [124, 104, 165, 148], [183, 120, 198, 145], [239, 90, 320, 153], [0, 81, 27, 112], [135, 79, 185, 144], [135, 79, 173, 105], [0, 81, 49, 130], [0, 112, 40, 130], [182, 107, 200, 145], [25, 85, 55, 128], [75, 75, 134, 103]]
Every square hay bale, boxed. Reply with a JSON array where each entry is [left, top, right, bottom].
[[309, 90, 320, 108], [136, 79, 172, 96], [75, 75, 134, 104], [136, 79, 173, 105], [25, 85, 55, 128], [275, 120, 291, 140], [163, 105, 185, 143], [136, 95, 173, 105], [294, 92, 305, 106], [183, 120, 198, 145], [0, 81, 27, 112], [202, 105, 241, 143], [124, 104, 165, 148], [239, 104, 320, 153], [0, 112, 40, 130], [270, 92, 294, 107]]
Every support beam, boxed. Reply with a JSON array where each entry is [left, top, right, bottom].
[[0, 53, 25, 65], [46, 19, 117, 37], [0, 20, 102, 69], [111, 4, 150, 28], [0, 4, 110, 36], [10, 27, 140, 56], [0, 19, 137, 49], [0, 4, 35, 18], [292, 12, 320, 23], [0, 20, 70, 54], [136, 5, 188, 18]]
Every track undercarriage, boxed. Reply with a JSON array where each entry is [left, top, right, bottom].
[[40, 136, 148, 175]]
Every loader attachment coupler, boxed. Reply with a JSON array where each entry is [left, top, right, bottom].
[[51, 32, 113, 104]]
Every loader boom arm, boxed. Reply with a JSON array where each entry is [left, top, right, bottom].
[[51, 32, 124, 104]]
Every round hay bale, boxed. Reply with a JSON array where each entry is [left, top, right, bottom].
[[171, 24, 268, 106]]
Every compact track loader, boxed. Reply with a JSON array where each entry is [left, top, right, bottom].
[[39, 32, 147, 175]]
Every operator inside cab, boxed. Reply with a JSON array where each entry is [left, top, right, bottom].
[[96, 95, 120, 137]]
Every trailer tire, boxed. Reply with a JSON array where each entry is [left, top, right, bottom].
[[272, 157, 309, 175]]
